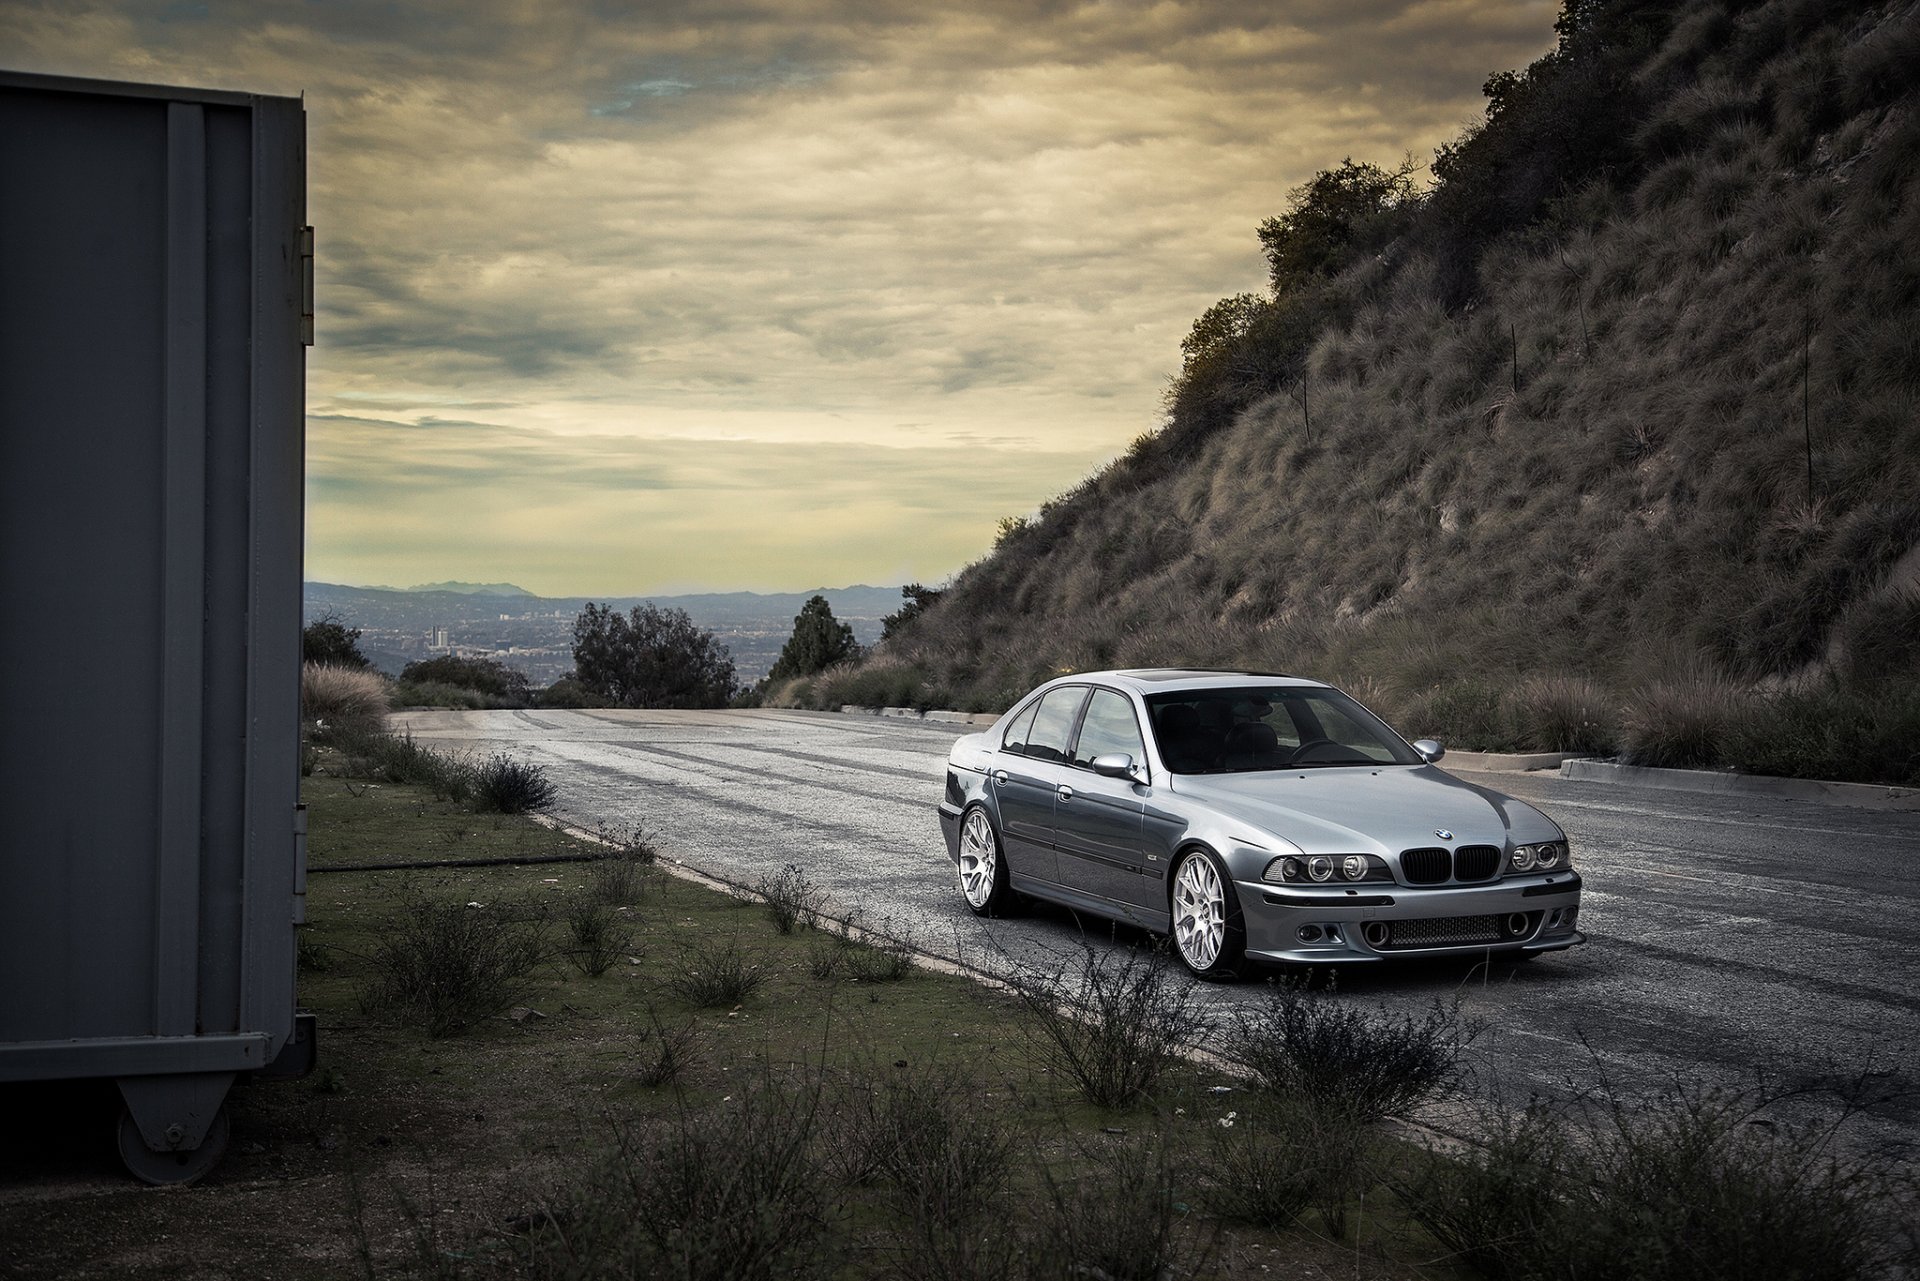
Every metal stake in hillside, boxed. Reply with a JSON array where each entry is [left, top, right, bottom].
[[1803, 318, 1816, 508]]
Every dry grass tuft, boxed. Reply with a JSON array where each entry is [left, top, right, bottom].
[[301, 662, 391, 727]]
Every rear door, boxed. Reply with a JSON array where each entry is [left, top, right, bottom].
[[988, 685, 1088, 886]]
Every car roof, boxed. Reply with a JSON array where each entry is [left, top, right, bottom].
[[1067, 669, 1330, 694]]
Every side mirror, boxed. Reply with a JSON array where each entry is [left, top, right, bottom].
[[1091, 753, 1142, 781], [1412, 739, 1445, 764]]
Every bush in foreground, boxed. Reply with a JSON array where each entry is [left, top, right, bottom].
[[1397, 1083, 1903, 1281], [470, 752, 559, 813], [521, 1081, 832, 1279], [360, 899, 546, 1037], [1009, 943, 1205, 1109], [1222, 981, 1470, 1124]]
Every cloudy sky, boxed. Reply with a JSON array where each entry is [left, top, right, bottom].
[[5, 0, 1557, 596]]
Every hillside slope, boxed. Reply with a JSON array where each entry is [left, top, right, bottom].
[[790, 0, 1920, 784]]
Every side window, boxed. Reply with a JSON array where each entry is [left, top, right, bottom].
[[1072, 688, 1146, 768], [1022, 686, 1087, 764], [1000, 700, 1041, 755]]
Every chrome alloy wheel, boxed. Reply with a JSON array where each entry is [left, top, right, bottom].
[[958, 808, 999, 909], [1172, 853, 1226, 971]]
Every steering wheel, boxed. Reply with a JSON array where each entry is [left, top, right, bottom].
[[1286, 738, 1348, 764]]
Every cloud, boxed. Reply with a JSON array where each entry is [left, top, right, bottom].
[[305, 411, 1096, 594], [2, 0, 1559, 590]]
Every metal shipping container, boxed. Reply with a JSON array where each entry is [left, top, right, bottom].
[[0, 69, 312, 1183]]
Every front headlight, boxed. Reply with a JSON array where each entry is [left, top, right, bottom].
[[1510, 841, 1571, 873], [1265, 853, 1391, 884]]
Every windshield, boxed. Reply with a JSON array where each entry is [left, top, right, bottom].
[[1143, 686, 1421, 773]]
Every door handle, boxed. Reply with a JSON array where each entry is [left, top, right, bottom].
[[1057, 785, 1074, 801], [993, 770, 1009, 785]]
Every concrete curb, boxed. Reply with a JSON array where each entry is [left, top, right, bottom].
[[839, 704, 999, 726], [1440, 750, 1577, 773], [1559, 758, 1920, 812]]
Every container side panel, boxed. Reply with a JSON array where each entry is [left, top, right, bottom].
[[238, 94, 307, 1047], [0, 88, 169, 1042], [197, 102, 255, 1037], [157, 101, 209, 1039]]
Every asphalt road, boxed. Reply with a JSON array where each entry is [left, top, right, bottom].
[[392, 706, 1920, 1155]]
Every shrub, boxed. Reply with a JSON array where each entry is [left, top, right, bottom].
[[1620, 677, 1744, 769], [808, 918, 916, 983], [634, 1006, 700, 1088], [537, 676, 596, 708], [668, 936, 763, 1008], [1397, 1084, 1905, 1281], [1833, 588, 1920, 686], [1009, 944, 1206, 1109], [360, 899, 546, 1036], [1718, 683, 1920, 787], [301, 662, 390, 728], [1507, 672, 1619, 754], [1211, 1095, 1379, 1241], [1393, 1098, 1571, 1280], [523, 1081, 832, 1279], [593, 822, 659, 866], [1032, 1140, 1194, 1281], [589, 854, 650, 907], [832, 1059, 1015, 1221], [757, 863, 826, 934], [318, 723, 473, 800], [564, 900, 633, 978], [470, 752, 558, 813], [398, 654, 529, 702], [387, 679, 487, 710], [1222, 982, 1469, 1123]]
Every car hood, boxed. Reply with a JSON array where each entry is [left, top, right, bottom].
[[1167, 765, 1559, 855]]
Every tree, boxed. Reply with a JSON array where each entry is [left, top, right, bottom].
[[881, 583, 944, 641], [767, 595, 859, 681], [303, 613, 369, 668], [1257, 158, 1417, 299], [570, 602, 737, 708]]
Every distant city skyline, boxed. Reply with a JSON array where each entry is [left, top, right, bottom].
[[3, 0, 1560, 596]]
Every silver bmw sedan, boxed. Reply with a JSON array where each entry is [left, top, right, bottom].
[[937, 669, 1584, 978]]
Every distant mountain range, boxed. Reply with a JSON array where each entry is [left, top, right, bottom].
[[361, 581, 539, 597]]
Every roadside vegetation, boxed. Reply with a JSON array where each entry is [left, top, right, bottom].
[[8, 749, 1910, 1277], [774, 0, 1920, 788]]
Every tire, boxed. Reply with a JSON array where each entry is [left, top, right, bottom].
[[1169, 847, 1246, 980], [956, 805, 1016, 917]]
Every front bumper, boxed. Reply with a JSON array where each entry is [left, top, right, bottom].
[[937, 800, 962, 862], [1237, 871, 1584, 964]]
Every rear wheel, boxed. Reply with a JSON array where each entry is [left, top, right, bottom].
[[1170, 848, 1245, 980], [957, 806, 1015, 917]]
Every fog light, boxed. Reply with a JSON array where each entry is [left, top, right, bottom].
[[1307, 856, 1333, 882], [1297, 925, 1323, 943], [1362, 921, 1390, 948], [1506, 913, 1530, 936]]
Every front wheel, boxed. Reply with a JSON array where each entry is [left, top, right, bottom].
[[1169, 848, 1245, 980], [957, 806, 1016, 917]]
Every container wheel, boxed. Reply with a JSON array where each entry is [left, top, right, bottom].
[[116, 1104, 230, 1186]]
